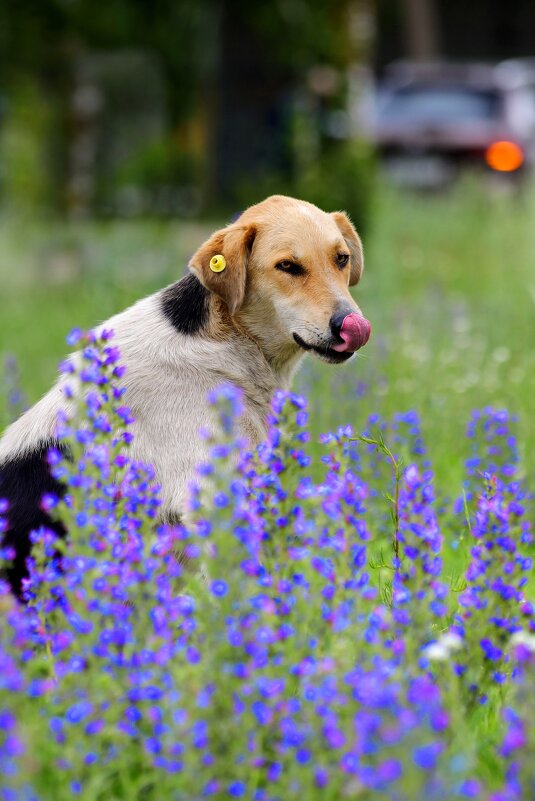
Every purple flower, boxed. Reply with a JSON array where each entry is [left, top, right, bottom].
[[228, 781, 246, 797], [66, 328, 83, 346], [377, 758, 403, 783], [413, 742, 442, 770], [211, 580, 227, 597]]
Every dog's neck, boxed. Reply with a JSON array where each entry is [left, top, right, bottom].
[[210, 296, 305, 389]]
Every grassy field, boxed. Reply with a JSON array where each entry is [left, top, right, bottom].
[[307, 181, 535, 483], [2, 181, 534, 490], [1, 183, 535, 799]]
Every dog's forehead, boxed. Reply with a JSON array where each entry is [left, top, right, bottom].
[[254, 201, 343, 253]]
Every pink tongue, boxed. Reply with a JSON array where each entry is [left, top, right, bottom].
[[332, 313, 371, 353]]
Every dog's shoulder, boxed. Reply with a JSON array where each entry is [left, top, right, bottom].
[[160, 273, 210, 336], [0, 383, 67, 465], [100, 274, 213, 361]]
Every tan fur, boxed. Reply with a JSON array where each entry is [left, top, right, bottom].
[[191, 195, 365, 365], [190, 223, 256, 316], [0, 195, 367, 525]]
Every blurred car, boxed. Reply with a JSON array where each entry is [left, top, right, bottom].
[[371, 61, 535, 189], [497, 57, 535, 114]]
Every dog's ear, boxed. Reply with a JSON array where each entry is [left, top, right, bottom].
[[189, 223, 256, 316], [331, 211, 364, 286]]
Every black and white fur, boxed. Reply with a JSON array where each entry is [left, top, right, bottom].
[[0, 275, 301, 594], [0, 195, 367, 596]]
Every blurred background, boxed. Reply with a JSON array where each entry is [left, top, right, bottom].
[[1, 0, 535, 493]]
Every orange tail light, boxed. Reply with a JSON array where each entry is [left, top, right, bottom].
[[485, 140, 524, 172]]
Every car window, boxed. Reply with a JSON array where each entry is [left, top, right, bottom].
[[377, 85, 503, 124]]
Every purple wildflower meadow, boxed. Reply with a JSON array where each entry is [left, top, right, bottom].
[[0, 330, 534, 800]]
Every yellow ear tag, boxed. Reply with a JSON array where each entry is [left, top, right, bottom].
[[210, 254, 226, 273]]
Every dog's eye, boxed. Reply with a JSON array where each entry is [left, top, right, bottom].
[[336, 253, 350, 268], [275, 260, 305, 276]]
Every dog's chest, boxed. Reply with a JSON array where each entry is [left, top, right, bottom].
[[99, 295, 294, 513]]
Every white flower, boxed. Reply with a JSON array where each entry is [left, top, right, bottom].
[[423, 643, 448, 662], [439, 632, 463, 652], [423, 631, 463, 662], [510, 631, 535, 652]]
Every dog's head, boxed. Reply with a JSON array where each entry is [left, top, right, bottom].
[[189, 195, 370, 365]]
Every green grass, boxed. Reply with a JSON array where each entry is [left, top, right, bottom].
[[0, 217, 215, 412], [1, 180, 534, 495], [1, 185, 534, 797], [305, 180, 535, 485]]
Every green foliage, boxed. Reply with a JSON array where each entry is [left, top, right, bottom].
[[0, 362, 533, 798], [2, 182, 535, 493], [0, 0, 373, 217], [1, 182, 535, 798], [0, 1, 213, 123], [113, 138, 200, 190], [245, 1, 360, 71], [231, 142, 375, 235], [296, 141, 376, 232], [0, 81, 57, 215], [354, 430, 403, 562]]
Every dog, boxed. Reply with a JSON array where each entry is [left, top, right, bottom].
[[0, 195, 371, 595]]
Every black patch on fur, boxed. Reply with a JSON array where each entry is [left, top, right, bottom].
[[0, 442, 67, 598], [161, 273, 210, 335]]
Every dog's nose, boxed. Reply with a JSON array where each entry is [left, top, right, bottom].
[[330, 311, 371, 353], [330, 311, 349, 341]]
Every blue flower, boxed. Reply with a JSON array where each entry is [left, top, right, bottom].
[[211, 580, 228, 597], [228, 781, 246, 797], [413, 742, 442, 770]]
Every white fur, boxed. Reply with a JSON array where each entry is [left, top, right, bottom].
[[0, 289, 305, 521], [0, 195, 366, 529]]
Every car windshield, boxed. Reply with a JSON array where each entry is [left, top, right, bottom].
[[378, 85, 502, 124]]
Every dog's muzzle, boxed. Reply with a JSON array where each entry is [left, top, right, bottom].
[[330, 312, 371, 353]]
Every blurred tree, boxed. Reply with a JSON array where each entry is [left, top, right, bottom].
[[401, 0, 440, 60], [377, 0, 535, 69], [207, 0, 376, 227], [0, 0, 375, 224], [0, 0, 213, 214], [206, 0, 294, 205], [0, 1, 212, 122]]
